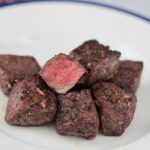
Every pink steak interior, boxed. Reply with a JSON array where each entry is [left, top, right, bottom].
[[40, 54, 85, 93]]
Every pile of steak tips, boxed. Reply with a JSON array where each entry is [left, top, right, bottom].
[[1, 40, 143, 140]]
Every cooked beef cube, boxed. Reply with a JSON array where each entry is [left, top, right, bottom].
[[39, 53, 86, 94], [93, 82, 136, 136], [0, 55, 40, 95], [56, 89, 99, 139], [5, 75, 57, 126], [110, 60, 143, 93], [70, 40, 121, 85]]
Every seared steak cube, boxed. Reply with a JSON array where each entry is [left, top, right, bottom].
[[70, 40, 121, 84], [5, 75, 57, 126], [93, 82, 136, 136], [0, 55, 40, 95], [110, 60, 143, 93], [39, 53, 86, 94], [56, 89, 99, 139]]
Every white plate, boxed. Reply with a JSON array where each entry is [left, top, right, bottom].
[[0, 1, 150, 150]]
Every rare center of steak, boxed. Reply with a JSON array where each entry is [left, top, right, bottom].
[[39, 53, 86, 93]]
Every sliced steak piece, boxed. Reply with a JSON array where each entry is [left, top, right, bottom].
[[0, 55, 40, 95], [93, 82, 136, 136], [5, 75, 57, 126], [39, 53, 86, 94], [110, 60, 143, 93], [70, 40, 121, 85], [56, 89, 99, 139]]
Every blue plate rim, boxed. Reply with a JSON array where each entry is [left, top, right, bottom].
[[0, 0, 150, 23]]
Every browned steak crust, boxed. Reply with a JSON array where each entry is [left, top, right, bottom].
[[110, 60, 143, 93], [5, 75, 57, 126], [70, 40, 121, 84], [56, 89, 99, 139], [0, 55, 40, 95], [93, 82, 136, 136]]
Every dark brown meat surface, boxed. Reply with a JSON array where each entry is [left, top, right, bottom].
[[0, 55, 40, 95], [70, 40, 121, 85], [5, 75, 57, 126], [93, 82, 136, 136], [110, 60, 143, 93], [56, 89, 99, 139]]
